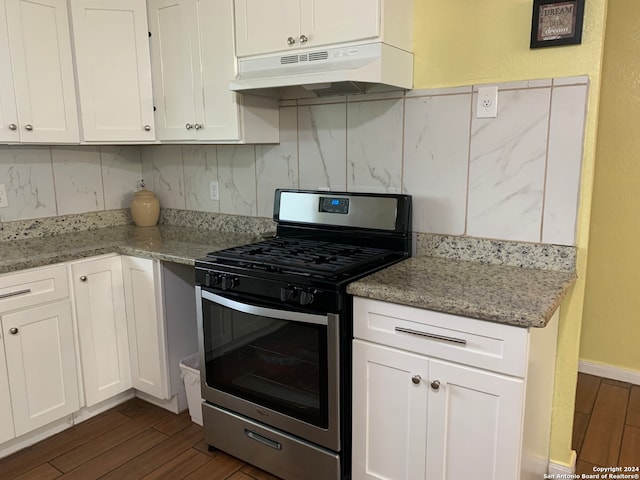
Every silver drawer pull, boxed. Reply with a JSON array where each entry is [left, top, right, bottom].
[[245, 429, 282, 450], [0, 288, 32, 300], [395, 326, 467, 345]]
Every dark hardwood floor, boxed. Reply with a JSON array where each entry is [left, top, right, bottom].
[[573, 373, 640, 474], [3, 375, 638, 479], [0, 398, 282, 480]]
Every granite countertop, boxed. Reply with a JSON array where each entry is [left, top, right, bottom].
[[0, 224, 258, 274], [0, 214, 577, 329], [347, 255, 577, 328]]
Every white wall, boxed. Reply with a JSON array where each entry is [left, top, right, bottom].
[[0, 76, 587, 246]]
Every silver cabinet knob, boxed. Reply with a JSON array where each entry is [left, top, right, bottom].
[[8, 123, 17, 130], [411, 375, 421, 385], [24, 124, 33, 131], [287, 36, 296, 46], [80, 276, 87, 282], [194, 123, 202, 130], [144, 125, 151, 131], [9, 327, 18, 335], [299, 34, 308, 44], [430, 380, 441, 391], [185, 123, 193, 130]]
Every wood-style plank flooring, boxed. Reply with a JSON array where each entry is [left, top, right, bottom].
[[573, 373, 640, 474], [0, 398, 283, 480], [3, 375, 638, 479]]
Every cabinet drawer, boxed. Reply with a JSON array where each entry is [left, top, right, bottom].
[[0, 264, 69, 312], [353, 298, 529, 377]]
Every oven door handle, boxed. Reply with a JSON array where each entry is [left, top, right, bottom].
[[201, 289, 329, 326]]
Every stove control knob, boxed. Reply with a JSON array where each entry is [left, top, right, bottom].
[[204, 272, 215, 288], [221, 276, 238, 291], [299, 289, 315, 306], [280, 287, 295, 302]]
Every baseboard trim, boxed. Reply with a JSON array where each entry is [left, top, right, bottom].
[[548, 450, 577, 475], [136, 390, 181, 414], [579, 360, 640, 386], [0, 391, 135, 460]]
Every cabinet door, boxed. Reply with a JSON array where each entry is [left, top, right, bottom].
[[195, 0, 242, 140], [300, 0, 379, 49], [426, 359, 524, 480], [0, 337, 15, 444], [147, 0, 197, 141], [71, 256, 132, 407], [352, 340, 429, 480], [0, 0, 19, 143], [2, 300, 79, 436], [4, 0, 79, 143], [234, 0, 300, 56], [122, 256, 169, 399], [70, 0, 155, 142]]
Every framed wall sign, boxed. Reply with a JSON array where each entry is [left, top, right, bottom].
[[530, 0, 585, 48]]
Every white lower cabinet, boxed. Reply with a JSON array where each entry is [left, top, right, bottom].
[[352, 341, 523, 480], [70, 255, 132, 407], [352, 340, 429, 480], [0, 264, 78, 442], [2, 300, 79, 436], [70, 255, 169, 403], [352, 297, 559, 480], [121, 256, 169, 400], [0, 255, 190, 454], [425, 359, 524, 480], [0, 338, 15, 444]]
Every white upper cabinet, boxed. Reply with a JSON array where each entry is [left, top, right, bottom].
[[234, 0, 300, 57], [299, 0, 379, 50], [148, 0, 278, 142], [234, 0, 411, 57], [1, 0, 79, 143], [70, 0, 156, 142], [0, 2, 19, 143], [146, 0, 195, 141]]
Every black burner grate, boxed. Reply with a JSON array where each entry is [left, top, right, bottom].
[[207, 238, 392, 277]]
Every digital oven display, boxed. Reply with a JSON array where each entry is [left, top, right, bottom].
[[319, 197, 349, 214]]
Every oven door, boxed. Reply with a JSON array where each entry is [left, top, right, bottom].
[[196, 286, 340, 451]]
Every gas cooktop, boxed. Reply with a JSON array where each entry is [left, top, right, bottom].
[[204, 237, 396, 278], [196, 189, 412, 293]]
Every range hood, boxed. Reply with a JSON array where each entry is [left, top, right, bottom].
[[230, 42, 413, 98]]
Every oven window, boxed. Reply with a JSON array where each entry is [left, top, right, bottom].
[[202, 299, 329, 429]]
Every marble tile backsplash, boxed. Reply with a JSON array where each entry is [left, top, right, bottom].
[[0, 76, 587, 246], [0, 145, 142, 223]]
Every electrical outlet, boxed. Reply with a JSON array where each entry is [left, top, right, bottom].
[[209, 181, 219, 201], [0, 184, 8, 208], [477, 86, 498, 118]]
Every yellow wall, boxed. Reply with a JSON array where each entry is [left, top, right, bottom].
[[581, 1, 640, 372], [412, 0, 608, 467]]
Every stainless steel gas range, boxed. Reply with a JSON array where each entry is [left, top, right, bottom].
[[195, 189, 412, 480]]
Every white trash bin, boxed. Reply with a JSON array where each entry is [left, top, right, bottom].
[[179, 353, 203, 426]]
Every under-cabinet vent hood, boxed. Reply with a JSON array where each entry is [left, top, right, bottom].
[[230, 42, 413, 98]]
